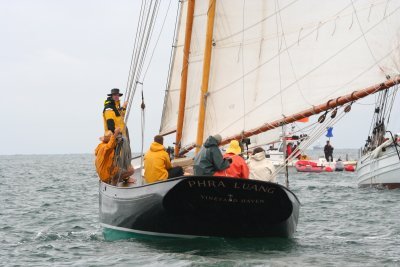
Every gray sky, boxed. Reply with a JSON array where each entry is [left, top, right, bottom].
[[1, 0, 399, 155]]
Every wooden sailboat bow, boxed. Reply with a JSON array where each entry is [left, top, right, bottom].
[[174, 0, 196, 157], [195, 0, 217, 154]]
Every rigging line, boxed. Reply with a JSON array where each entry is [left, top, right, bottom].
[[369, 90, 384, 135], [368, 92, 380, 135], [131, 0, 160, 87], [137, 0, 162, 80], [125, 0, 147, 98], [217, 0, 299, 42], [142, 0, 173, 81], [126, 0, 160, 99], [386, 85, 399, 126], [139, 89, 146, 186], [127, 0, 158, 93], [323, 43, 399, 102], [216, 0, 360, 43], [275, 0, 284, 115], [126, 0, 161, 123], [384, 89, 394, 120], [273, 110, 347, 176], [241, 0, 246, 132], [125, 0, 156, 122], [350, 0, 384, 75], [292, 121, 319, 134], [126, 0, 155, 102], [354, 101, 377, 105], [217, 1, 383, 48], [125, 1, 161, 115], [211, 4, 400, 97], [384, 86, 397, 125], [125, 0, 146, 100], [380, 90, 389, 122], [160, 0, 182, 132], [279, 118, 331, 175], [126, 0, 150, 102], [276, 0, 313, 106], [379, 89, 388, 122], [214, 44, 400, 137], [280, 108, 347, 164]]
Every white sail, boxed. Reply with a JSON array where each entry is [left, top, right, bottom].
[[159, 1, 186, 135], [160, 0, 209, 136], [161, 0, 400, 152]]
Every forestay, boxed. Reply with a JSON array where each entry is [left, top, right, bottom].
[[160, 0, 400, 153]]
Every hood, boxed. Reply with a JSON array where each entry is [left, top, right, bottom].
[[150, 142, 165, 152], [203, 136, 219, 148], [252, 151, 266, 161]]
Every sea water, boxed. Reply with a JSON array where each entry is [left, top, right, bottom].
[[1, 152, 399, 266]]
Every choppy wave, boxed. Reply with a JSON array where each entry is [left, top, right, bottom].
[[0, 153, 399, 266]]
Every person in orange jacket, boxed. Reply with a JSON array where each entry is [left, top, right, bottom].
[[95, 128, 134, 185], [144, 135, 183, 184], [214, 140, 249, 179]]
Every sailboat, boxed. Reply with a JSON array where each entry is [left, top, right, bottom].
[[99, 0, 400, 239], [357, 88, 400, 189]]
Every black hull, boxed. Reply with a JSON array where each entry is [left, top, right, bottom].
[[99, 176, 300, 238]]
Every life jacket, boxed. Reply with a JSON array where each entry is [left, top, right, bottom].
[[102, 97, 126, 135], [214, 153, 249, 178]]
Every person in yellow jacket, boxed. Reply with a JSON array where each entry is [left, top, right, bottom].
[[144, 135, 183, 183], [103, 88, 128, 136], [95, 128, 134, 185]]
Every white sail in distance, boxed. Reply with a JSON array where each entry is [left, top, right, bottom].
[[160, 0, 400, 152]]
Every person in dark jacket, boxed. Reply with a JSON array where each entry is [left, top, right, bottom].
[[193, 135, 231, 176], [324, 141, 334, 162]]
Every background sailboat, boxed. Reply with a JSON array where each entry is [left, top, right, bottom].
[[357, 86, 400, 188]]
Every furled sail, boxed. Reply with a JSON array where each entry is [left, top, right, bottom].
[[161, 0, 400, 153]]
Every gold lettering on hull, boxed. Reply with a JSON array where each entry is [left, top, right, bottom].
[[188, 179, 275, 194], [200, 194, 265, 204]]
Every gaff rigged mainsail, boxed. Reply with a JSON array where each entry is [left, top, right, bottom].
[[160, 0, 400, 155]]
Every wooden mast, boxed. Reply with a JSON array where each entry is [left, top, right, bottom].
[[195, 0, 217, 154], [174, 0, 196, 157], [179, 76, 400, 155]]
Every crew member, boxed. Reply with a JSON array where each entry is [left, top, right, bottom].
[[144, 135, 184, 183], [193, 135, 231, 176], [95, 128, 134, 185], [214, 140, 249, 178], [103, 88, 128, 136]]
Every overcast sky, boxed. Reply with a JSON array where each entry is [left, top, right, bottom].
[[1, 0, 399, 155]]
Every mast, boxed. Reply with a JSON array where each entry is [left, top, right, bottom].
[[174, 0, 196, 157], [179, 76, 400, 155], [195, 0, 217, 154], [281, 124, 289, 188]]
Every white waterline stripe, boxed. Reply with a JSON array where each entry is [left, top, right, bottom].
[[100, 223, 209, 239]]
